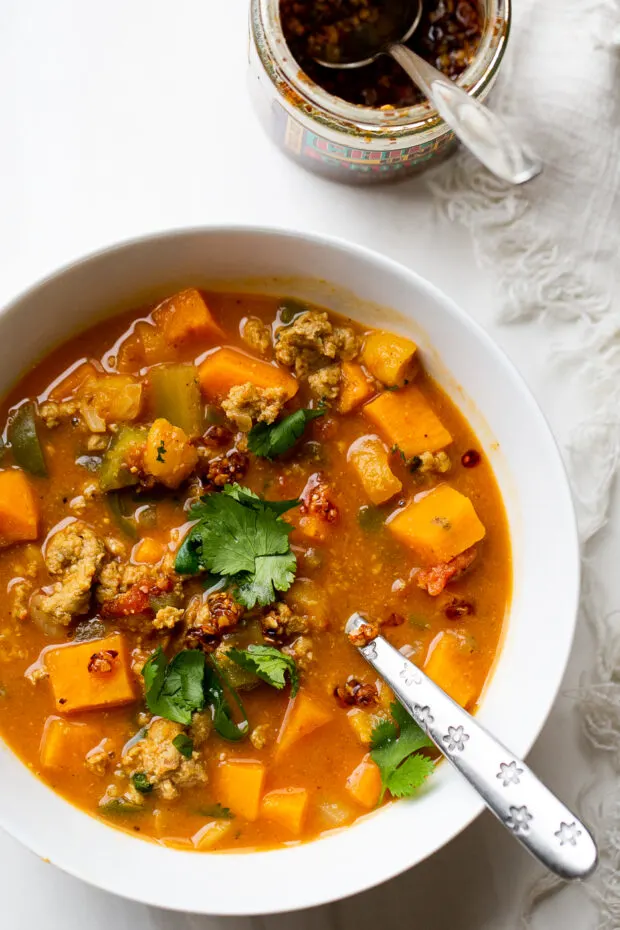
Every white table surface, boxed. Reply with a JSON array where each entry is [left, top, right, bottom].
[[0, 2, 609, 928]]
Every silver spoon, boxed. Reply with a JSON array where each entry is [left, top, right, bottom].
[[315, 0, 541, 185], [345, 613, 597, 880]]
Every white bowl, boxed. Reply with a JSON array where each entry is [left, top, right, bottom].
[[0, 228, 579, 915]]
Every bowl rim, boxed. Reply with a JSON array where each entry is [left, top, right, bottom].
[[0, 225, 580, 915]]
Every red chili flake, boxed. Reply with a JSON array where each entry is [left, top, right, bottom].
[[348, 618, 379, 647], [333, 677, 379, 708], [444, 597, 475, 619], [301, 472, 339, 523], [461, 449, 481, 468], [88, 649, 119, 674], [382, 612, 405, 628]]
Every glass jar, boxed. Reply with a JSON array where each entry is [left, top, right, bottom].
[[249, 0, 511, 184]]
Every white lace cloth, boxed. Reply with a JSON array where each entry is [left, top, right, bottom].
[[430, 0, 620, 925]]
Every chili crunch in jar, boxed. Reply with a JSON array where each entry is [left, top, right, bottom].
[[249, 0, 511, 183], [280, 0, 483, 109]]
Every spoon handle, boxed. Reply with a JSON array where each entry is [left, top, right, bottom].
[[346, 616, 597, 880], [388, 43, 542, 185]]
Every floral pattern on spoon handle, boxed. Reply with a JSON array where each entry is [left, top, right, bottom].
[[346, 614, 597, 881]]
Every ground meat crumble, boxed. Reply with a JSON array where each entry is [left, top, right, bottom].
[[274, 310, 360, 379], [121, 717, 207, 800], [241, 317, 272, 356], [307, 363, 341, 401], [30, 522, 108, 627], [222, 383, 289, 431]]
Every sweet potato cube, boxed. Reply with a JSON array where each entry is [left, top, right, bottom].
[[192, 819, 235, 850], [45, 633, 136, 714], [364, 385, 452, 458], [0, 469, 39, 547], [362, 331, 418, 386], [424, 632, 477, 708], [143, 418, 199, 489], [49, 361, 99, 401], [337, 362, 375, 414], [348, 435, 402, 505], [276, 692, 333, 758], [261, 787, 309, 834], [388, 485, 485, 565], [198, 347, 298, 401], [217, 760, 266, 821], [347, 708, 386, 746], [39, 716, 98, 770], [153, 288, 224, 345], [133, 320, 168, 365], [345, 755, 382, 809], [116, 331, 145, 372]]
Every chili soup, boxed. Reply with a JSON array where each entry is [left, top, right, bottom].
[[0, 288, 510, 852]]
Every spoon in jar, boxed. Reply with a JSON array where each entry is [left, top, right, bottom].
[[314, 0, 541, 185], [345, 612, 597, 880]]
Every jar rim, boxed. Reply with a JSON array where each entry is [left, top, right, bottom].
[[256, 0, 511, 136]]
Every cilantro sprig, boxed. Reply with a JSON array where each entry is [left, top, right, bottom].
[[227, 644, 299, 696], [248, 406, 325, 459], [206, 657, 249, 742], [142, 647, 248, 741], [370, 702, 435, 801], [197, 803, 234, 820], [174, 484, 299, 609], [142, 648, 205, 726]]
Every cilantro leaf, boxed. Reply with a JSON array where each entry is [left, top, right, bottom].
[[233, 553, 297, 609], [227, 644, 299, 696], [385, 753, 435, 798], [370, 701, 434, 801], [221, 483, 299, 515], [248, 407, 325, 459], [174, 486, 300, 608], [196, 803, 234, 820], [205, 660, 249, 741], [172, 733, 194, 758], [142, 648, 206, 725], [131, 773, 153, 794], [174, 532, 201, 574], [369, 719, 397, 750]]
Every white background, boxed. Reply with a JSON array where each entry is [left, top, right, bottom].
[[0, 2, 606, 928]]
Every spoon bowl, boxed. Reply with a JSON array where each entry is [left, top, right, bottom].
[[315, 0, 422, 69]]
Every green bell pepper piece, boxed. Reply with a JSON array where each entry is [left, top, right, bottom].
[[107, 491, 138, 539], [8, 403, 47, 477], [99, 426, 147, 491], [149, 365, 203, 438]]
